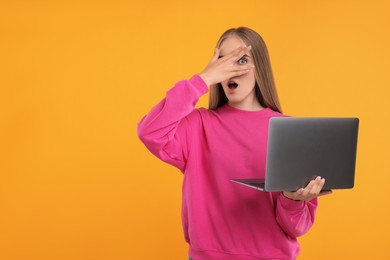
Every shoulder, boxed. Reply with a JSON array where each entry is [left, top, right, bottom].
[[181, 107, 217, 126], [189, 107, 219, 117]]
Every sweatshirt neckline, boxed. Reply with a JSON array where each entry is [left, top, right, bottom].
[[221, 104, 273, 116]]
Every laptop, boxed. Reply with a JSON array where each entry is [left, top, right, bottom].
[[231, 117, 359, 192]]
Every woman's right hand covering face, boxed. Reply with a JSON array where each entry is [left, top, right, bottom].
[[198, 45, 254, 87]]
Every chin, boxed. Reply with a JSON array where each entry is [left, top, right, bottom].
[[227, 98, 244, 104]]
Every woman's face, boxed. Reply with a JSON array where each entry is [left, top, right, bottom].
[[219, 36, 260, 110]]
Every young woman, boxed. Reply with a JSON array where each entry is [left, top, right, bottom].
[[137, 27, 330, 260]]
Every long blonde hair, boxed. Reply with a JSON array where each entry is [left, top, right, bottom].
[[209, 27, 282, 113]]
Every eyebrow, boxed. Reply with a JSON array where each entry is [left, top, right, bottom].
[[218, 54, 251, 59]]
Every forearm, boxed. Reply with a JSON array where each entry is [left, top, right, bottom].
[[275, 193, 318, 238], [137, 74, 208, 169], [137, 74, 207, 138]]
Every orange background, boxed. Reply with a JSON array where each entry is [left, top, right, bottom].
[[1, 0, 389, 259]]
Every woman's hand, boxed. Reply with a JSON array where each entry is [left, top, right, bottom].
[[198, 45, 254, 87], [282, 176, 333, 201]]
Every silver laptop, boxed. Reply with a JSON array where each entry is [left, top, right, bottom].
[[232, 117, 359, 192]]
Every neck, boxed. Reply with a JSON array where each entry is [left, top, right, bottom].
[[228, 98, 263, 111]]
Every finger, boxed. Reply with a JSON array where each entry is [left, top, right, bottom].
[[211, 48, 220, 62], [316, 178, 326, 194], [217, 46, 243, 61], [230, 64, 255, 72], [301, 179, 316, 197], [302, 176, 321, 197], [230, 45, 252, 62], [223, 45, 251, 62], [228, 67, 253, 78], [310, 177, 324, 196]]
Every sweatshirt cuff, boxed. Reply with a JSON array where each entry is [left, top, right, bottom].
[[278, 193, 306, 211], [190, 74, 209, 95]]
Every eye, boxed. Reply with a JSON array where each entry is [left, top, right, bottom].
[[238, 57, 248, 65]]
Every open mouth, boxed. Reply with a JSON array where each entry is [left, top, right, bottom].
[[228, 81, 238, 89]]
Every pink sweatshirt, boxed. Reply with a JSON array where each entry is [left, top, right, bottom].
[[137, 75, 318, 260]]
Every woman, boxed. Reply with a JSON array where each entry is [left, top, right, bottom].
[[137, 27, 330, 260]]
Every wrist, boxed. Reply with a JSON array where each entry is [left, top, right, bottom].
[[198, 72, 212, 87], [282, 192, 299, 201]]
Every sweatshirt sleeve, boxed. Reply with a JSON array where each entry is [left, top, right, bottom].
[[137, 74, 208, 172], [275, 193, 318, 238]]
